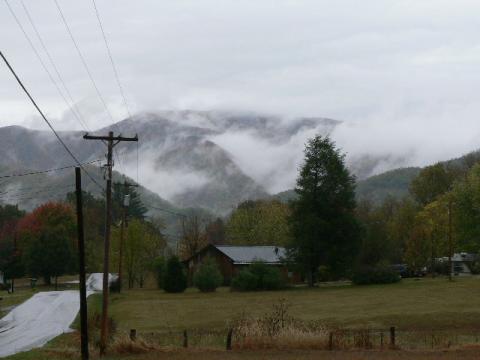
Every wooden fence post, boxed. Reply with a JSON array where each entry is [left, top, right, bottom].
[[226, 328, 233, 350], [380, 332, 384, 349], [328, 332, 333, 350], [183, 330, 188, 348], [129, 329, 137, 341], [389, 327, 396, 349]]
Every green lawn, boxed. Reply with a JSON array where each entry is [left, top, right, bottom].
[[4, 276, 480, 359], [109, 276, 480, 333]]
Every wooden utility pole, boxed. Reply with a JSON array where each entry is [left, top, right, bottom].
[[118, 181, 138, 292], [448, 200, 453, 281], [83, 131, 138, 355], [75, 167, 89, 360], [118, 201, 126, 290]]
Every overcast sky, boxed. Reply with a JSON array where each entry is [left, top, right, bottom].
[[1, 0, 480, 170]]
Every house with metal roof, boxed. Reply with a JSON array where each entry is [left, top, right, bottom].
[[184, 244, 300, 285]]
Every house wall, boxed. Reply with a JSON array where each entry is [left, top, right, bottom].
[[186, 246, 302, 285], [186, 247, 235, 285]]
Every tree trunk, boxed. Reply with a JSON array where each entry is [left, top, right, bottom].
[[307, 268, 315, 287], [44, 275, 51, 285], [55, 276, 58, 291], [11, 278, 14, 293]]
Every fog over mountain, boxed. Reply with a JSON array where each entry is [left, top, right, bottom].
[[101, 110, 341, 213], [3, 1, 480, 197], [1, 108, 479, 216]]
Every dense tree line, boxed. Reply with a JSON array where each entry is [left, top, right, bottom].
[[0, 184, 165, 291], [3, 138, 479, 291], [222, 137, 480, 285]]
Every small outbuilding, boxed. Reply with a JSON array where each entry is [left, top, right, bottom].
[[184, 244, 300, 285]]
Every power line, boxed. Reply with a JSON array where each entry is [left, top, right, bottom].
[[19, 0, 90, 131], [3, 0, 89, 132], [0, 183, 75, 196], [53, 0, 126, 173], [91, 0, 139, 184], [0, 184, 74, 200], [0, 187, 75, 202], [143, 203, 187, 219], [53, 0, 115, 125], [0, 159, 102, 179], [0, 53, 103, 190], [91, 0, 131, 119]]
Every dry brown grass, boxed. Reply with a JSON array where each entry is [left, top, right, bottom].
[[104, 347, 480, 360], [110, 335, 159, 354]]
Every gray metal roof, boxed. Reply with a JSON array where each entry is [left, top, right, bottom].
[[215, 245, 286, 264]]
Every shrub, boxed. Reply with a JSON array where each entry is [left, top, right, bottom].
[[152, 257, 166, 289], [231, 270, 258, 291], [249, 261, 285, 290], [232, 262, 285, 291], [470, 261, 480, 275], [352, 265, 400, 285], [163, 256, 187, 293], [109, 277, 121, 293], [193, 258, 223, 292], [262, 269, 284, 290], [317, 265, 330, 282]]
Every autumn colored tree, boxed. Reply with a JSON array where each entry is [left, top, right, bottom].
[[18, 202, 76, 288]]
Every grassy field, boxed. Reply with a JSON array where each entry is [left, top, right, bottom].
[[4, 276, 480, 359], [109, 276, 480, 332]]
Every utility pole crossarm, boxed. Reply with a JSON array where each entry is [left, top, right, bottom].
[[83, 133, 138, 142]]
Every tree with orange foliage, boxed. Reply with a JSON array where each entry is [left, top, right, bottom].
[[18, 202, 76, 288]]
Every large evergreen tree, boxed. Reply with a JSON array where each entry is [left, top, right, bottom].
[[112, 181, 148, 222], [288, 136, 360, 286]]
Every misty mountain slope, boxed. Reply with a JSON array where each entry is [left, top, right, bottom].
[[273, 149, 480, 206], [0, 110, 397, 214], [96, 110, 340, 213], [355, 167, 421, 203], [272, 167, 421, 205], [353, 150, 480, 204], [271, 167, 421, 204], [154, 137, 268, 213]]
